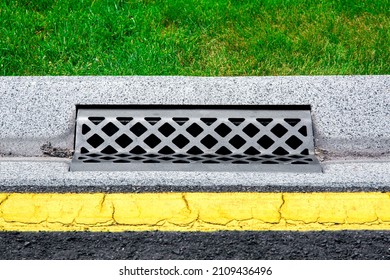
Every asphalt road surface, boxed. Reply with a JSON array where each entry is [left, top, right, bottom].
[[1, 231, 389, 259]]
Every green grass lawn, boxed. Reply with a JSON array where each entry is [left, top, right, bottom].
[[0, 0, 389, 75]]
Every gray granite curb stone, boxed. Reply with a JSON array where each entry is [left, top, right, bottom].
[[0, 76, 389, 192], [1, 76, 389, 158]]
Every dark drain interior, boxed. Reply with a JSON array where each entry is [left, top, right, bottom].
[[71, 105, 321, 172]]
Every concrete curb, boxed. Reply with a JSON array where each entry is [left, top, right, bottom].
[[1, 192, 390, 232], [0, 76, 389, 234], [1, 76, 389, 158], [1, 75, 389, 192]]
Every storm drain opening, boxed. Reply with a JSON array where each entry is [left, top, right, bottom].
[[71, 105, 321, 172]]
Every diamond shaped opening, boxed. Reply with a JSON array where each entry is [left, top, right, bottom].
[[261, 155, 275, 159], [275, 157, 290, 162], [217, 157, 232, 162], [216, 146, 232, 155], [201, 135, 218, 149], [186, 123, 204, 137], [290, 155, 304, 159], [101, 145, 117, 154], [130, 123, 147, 136], [188, 157, 202, 161], [284, 118, 301, 127], [214, 123, 232, 137], [159, 157, 173, 161], [228, 118, 244, 126], [272, 147, 289, 155], [285, 135, 303, 149], [102, 122, 119, 136], [116, 153, 130, 157], [271, 124, 288, 138], [116, 117, 133, 125], [257, 135, 274, 149], [232, 154, 245, 158], [87, 134, 104, 148], [262, 161, 278, 164], [173, 154, 187, 158], [247, 157, 261, 162], [158, 123, 175, 137], [232, 160, 249, 164], [88, 117, 104, 125], [243, 123, 260, 138], [172, 134, 190, 149], [203, 154, 217, 158], [201, 118, 217, 126], [82, 124, 91, 135], [115, 134, 133, 148], [129, 156, 144, 161], [187, 146, 203, 155], [256, 118, 273, 126], [130, 146, 146, 154], [173, 117, 189, 126], [101, 156, 115, 160], [299, 126, 308, 136], [145, 117, 161, 125], [145, 154, 159, 158], [229, 135, 246, 149], [84, 159, 100, 163], [244, 147, 260, 155], [144, 134, 162, 148], [158, 146, 175, 155], [301, 149, 309, 155], [87, 153, 100, 158]]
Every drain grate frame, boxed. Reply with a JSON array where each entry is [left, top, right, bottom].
[[71, 105, 321, 172]]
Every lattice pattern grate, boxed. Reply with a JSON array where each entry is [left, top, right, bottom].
[[71, 106, 321, 172]]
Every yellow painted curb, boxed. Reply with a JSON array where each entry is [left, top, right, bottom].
[[1, 192, 390, 231]]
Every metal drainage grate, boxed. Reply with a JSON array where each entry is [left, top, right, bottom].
[[71, 105, 321, 172]]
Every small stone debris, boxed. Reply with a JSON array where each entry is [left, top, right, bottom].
[[41, 142, 73, 158]]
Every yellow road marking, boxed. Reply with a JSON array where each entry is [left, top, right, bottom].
[[1, 192, 390, 231]]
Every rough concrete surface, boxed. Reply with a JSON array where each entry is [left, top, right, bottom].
[[1, 231, 390, 260], [1, 192, 390, 231], [1, 76, 389, 158]]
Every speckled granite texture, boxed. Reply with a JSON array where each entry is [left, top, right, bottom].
[[0, 76, 389, 191], [1, 76, 389, 158], [0, 159, 389, 192]]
